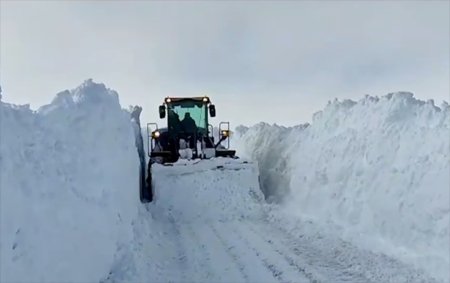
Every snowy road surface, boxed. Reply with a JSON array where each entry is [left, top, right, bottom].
[[108, 207, 437, 283], [105, 159, 437, 283], [140, 216, 316, 283]]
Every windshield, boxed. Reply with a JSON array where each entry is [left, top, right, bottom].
[[167, 100, 207, 133]]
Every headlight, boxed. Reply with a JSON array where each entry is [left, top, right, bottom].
[[152, 131, 160, 139], [165, 97, 171, 103], [221, 130, 229, 137]]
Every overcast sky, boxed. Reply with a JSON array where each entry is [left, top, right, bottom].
[[1, 1, 449, 126]]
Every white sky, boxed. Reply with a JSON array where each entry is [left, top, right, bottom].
[[1, 1, 449, 127]]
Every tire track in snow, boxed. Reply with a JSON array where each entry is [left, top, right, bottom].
[[194, 221, 248, 282], [244, 222, 321, 283], [181, 222, 219, 282], [245, 220, 371, 283], [231, 221, 310, 283], [166, 212, 189, 282], [209, 222, 251, 282]]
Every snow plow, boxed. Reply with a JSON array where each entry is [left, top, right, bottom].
[[138, 96, 254, 203]]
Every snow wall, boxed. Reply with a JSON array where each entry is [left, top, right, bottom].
[[234, 92, 450, 282], [0, 80, 140, 283]]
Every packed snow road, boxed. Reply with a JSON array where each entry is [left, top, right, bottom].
[[105, 159, 436, 283], [121, 211, 437, 283], [139, 218, 319, 282], [139, 215, 317, 283]]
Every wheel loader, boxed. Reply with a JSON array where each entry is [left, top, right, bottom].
[[138, 96, 240, 202]]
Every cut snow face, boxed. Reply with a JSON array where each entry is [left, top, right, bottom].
[[235, 93, 450, 282], [0, 80, 140, 283]]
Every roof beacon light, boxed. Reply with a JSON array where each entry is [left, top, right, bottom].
[[202, 97, 209, 103], [165, 97, 172, 103]]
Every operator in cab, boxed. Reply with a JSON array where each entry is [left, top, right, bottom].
[[181, 112, 198, 148], [181, 112, 198, 134], [168, 109, 182, 133]]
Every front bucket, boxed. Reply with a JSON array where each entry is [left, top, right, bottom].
[[149, 158, 264, 221]]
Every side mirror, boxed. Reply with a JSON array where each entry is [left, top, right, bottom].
[[159, 105, 166, 119], [209, 104, 216, 117]]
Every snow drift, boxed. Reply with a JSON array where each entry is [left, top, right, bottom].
[[235, 92, 450, 282], [0, 80, 140, 283]]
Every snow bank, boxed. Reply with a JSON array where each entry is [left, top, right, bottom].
[[235, 93, 450, 282], [0, 80, 140, 283]]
